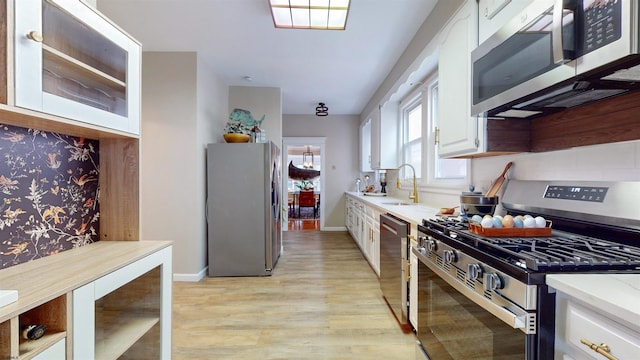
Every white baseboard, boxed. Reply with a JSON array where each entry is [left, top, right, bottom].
[[320, 226, 347, 231], [173, 267, 207, 282]]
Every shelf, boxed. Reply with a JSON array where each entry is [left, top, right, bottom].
[[43, 44, 126, 88], [19, 331, 66, 360], [96, 311, 159, 360]]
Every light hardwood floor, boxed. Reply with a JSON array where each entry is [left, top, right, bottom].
[[172, 231, 418, 359]]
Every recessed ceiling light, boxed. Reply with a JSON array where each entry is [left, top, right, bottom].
[[269, 0, 350, 30]]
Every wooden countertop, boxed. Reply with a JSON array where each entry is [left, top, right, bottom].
[[0, 240, 172, 322]]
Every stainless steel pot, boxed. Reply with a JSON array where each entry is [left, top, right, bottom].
[[460, 194, 498, 216]]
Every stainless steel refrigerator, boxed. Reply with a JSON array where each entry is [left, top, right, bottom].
[[206, 141, 282, 276]]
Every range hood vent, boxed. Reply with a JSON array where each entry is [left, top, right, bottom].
[[488, 61, 640, 120]]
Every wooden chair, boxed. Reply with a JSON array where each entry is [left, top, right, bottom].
[[297, 190, 318, 218]]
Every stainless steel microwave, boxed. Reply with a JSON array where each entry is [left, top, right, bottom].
[[471, 0, 640, 119]]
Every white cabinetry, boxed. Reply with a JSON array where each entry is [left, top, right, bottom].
[[14, 0, 141, 135], [555, 294, 640, 359], [345, 195, 381, 276], [364, 207, 381, 276], [549, 275, 640, 360], [370, 102, 399, 169], [437, 0, 484, 158], [32, 339, 66, 360], [360, 118, 373, 172]]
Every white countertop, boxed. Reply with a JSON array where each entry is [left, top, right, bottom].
[[547, 274, 640, 330], [345, 191, 441, 224]]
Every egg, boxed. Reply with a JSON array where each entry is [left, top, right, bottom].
[[534, 216, 546, 228], [471, 215, 483, 223], [492, 217, 503, 228], [515, 215, 525, 221], [483, 214, 493, 220], [523, 217, 536, 228], [523, 214, 533, 219], [493, 215, 503, 222], [502, 215, 515, 228], [513, 217, 524, 228], [480, 217, 494, 228]]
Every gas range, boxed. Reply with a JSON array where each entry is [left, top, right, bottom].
[[413, 180, 640, 359], [419, 180, 640, 281]]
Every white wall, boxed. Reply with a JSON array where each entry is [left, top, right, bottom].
[[283, 114, 360, 228], [141, 52, 228, 280], [472, 140, 640, 194]]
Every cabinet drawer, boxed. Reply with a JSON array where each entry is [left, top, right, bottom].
[[563, 300, 640, 359], [32, 338, 65, 360]]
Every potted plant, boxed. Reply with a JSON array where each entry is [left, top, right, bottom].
[[223, 120, 252, 143]]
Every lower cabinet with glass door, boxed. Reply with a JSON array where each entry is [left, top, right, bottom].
[[74, 245, 172, 360], [0, 241, 171, 360]]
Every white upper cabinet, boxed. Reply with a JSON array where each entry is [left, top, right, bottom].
[[360, 118, 373, 172], [370, 101, 399, 169], [14, 0, 141, 135], [437, 0, 483, 158]]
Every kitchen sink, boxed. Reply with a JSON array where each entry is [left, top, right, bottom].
[[381, 202, 413, 206]]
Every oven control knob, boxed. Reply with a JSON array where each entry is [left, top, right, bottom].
[[443, 250, 457, 264], [484, 273, 504, 291], [418, 235, 427, 246], [467, 263, 483, 281], [426, 237, 437, 252]]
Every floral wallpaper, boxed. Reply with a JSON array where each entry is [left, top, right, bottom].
[[0, 123, 100, 269]]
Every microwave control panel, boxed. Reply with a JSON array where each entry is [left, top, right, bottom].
[[583, 0, 621, 55]]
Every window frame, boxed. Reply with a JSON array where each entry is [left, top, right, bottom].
[[399, 90, 423, 180], [398, 73, 469, 191]]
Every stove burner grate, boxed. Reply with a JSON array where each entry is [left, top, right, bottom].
[[423, 218, 640, 271]]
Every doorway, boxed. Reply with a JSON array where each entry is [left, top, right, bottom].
[[282, 137, 326, 231]]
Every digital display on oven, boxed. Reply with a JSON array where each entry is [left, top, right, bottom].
[[544, 185, 608, 202]]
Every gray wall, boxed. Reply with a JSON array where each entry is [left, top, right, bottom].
[[141, 52, 228, 280], [229, 86, 282, 146], [283, 114, 360, 228]]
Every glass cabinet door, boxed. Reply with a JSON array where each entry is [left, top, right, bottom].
[[15, 0, 140, 135]]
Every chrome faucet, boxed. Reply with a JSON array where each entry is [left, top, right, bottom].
[[355, 178, 361, 193], [397, 164, 418, 203]]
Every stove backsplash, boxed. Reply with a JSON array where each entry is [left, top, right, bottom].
[[471, 140, 640, 208], [0, 123, 100, 269]]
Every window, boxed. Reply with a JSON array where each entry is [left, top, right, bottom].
[[399, 73, 467, 188], [401, 95, 422, 178], [428, 80, 467, 185]]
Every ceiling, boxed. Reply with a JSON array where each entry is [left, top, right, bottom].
[[96, 0, 439, 116]]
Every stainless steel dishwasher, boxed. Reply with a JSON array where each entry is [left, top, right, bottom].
[[379, 213, 409, 325]]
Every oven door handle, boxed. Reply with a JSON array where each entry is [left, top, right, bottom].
[[486, 291, 533, 333]]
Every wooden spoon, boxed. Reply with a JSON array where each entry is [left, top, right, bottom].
[[485, 162, 513, 198]]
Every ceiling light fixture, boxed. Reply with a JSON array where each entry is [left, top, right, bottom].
[[303, 146, 315, 169], [269, 0, 350, 30], [315, 102, 328, 116]]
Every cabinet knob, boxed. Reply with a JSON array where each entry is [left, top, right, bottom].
[[27, 31, 43, 42]]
